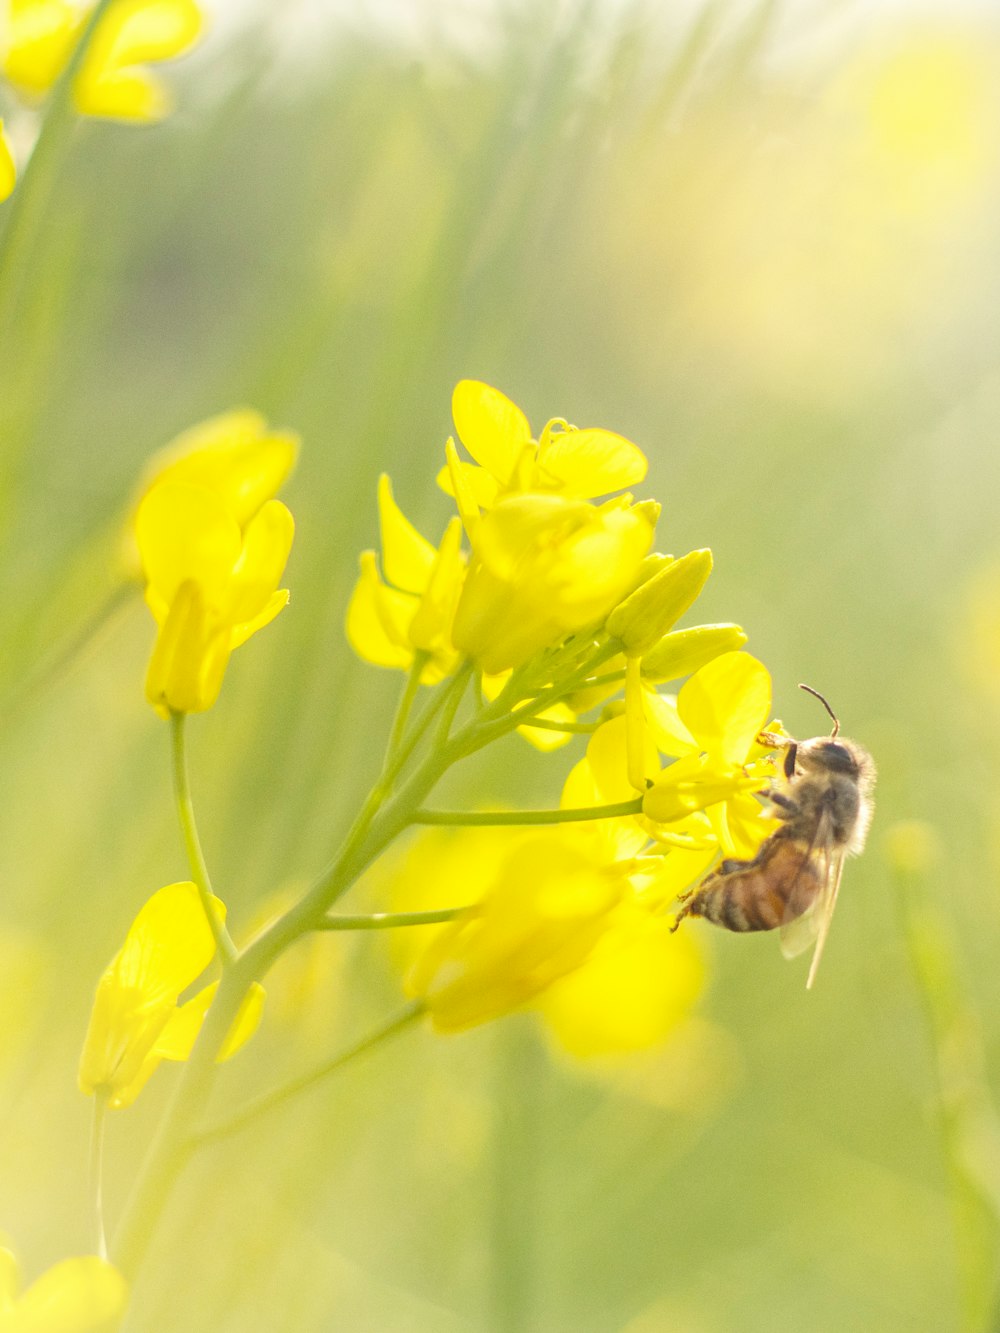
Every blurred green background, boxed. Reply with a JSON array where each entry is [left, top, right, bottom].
[[2, 0, 1000, 1328]]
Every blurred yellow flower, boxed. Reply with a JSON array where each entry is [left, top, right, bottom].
[[346, 474, 465, 684], [1, 0, 203, 122], [135, 408, 299, 532], [439, 379, 647, 510], [452, 492, 655, 673], [0, 1248, 127, 1331], [78, 881, 264, 1109], [380, 728, 713, 1050], [406, 835, 628, 1032], [643, 652, 778, 859], [0, 120, 14, 200], [538, 904, 705, 1057], [136, 480, 294, 715]]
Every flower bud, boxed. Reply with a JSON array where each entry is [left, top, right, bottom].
[[641, 623, 748, 683], [606, 549, 713, 657]]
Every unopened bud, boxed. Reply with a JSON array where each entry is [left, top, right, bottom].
[[641, 623, 747, 683], [606, 549, 713, 656]]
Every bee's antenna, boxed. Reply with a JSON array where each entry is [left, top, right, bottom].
[[798, 683, 840, 738]]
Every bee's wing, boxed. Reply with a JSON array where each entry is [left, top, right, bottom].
[[777, 809, 841, 989], [804, 848, 846, 990]]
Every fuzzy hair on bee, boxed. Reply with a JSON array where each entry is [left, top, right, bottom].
[[671, 685, 876, 989]]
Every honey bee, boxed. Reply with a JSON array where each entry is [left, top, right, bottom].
[[671, 685, 875, 988]]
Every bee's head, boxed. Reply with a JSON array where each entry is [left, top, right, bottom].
[[797, 737, 861, 777]]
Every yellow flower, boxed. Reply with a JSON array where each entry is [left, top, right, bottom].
[[136, 480, 294, 715], [2, 0, 203, 122], [0, 120, 14, 201], [0, 1248, 127, 1331], [136, 408, 298, 530], [345, 475, 465, 684], [124, 408, 298, 575], [439, 380, 647, 510], [643, 652, 779, 859], [379, 728, 710, 1049], [406, 834, 628, 1032], [452, 491, 655, 673], [79, 881, 264, 1110], [538, 904, 705, 1057]]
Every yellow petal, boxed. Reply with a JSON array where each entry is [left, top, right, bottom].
[[643, 689, 698, 757], [535, 426, 647, 499], [2, 0, 81, 95], [539, 909, 705, 1056], [583, 715, 657, 804], [94, 0, 202, 64], [344, 552, 416, 671], [377, 474, 436, 594], [408, 515, 465, 656], [0, 123, 16, 203], [452, 380, 531, 485], [230, 588, 289, 650], [139, 409, 298, 528], [155, 980, 265, 1062], [516, 701, 576, 752], [74, 65, 170, 121], [409, 836, 624, 1032], [78, 883, 223, 1099], [110, 881, 221, 1007], [12, 1255, 128, 1331], [643, 755, 766, 824], [677, 651, 772, 765], [227, 499, 294, 624], [75, 0, 203, 123], [144, 579, 228, 715], [136, 482, 241, 609], [436, 459, 499, 510]]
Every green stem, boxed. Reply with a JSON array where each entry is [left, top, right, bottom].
[[384, 651, 429, 766], [412, 798, 643, 826], [316, 907, 464, 931], [513, 716, 597, 735], [113, 655, 590, 1279], [435, 659, 473, 744], [0, 0, 118, 339], [114, 696, 464, 1277], [89, 1090, 109, 1260], [169, 711, 237, 965], [189, 1004, 425, 1149]]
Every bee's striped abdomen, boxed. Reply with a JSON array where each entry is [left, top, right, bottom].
[[685, 834, 822, 934]]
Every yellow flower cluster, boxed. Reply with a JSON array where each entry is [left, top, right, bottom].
[[347, 383, 781, 1049]]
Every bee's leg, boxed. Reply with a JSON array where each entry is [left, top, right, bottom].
[[670, 896, 696, 932], [763, 790, 800, 816]]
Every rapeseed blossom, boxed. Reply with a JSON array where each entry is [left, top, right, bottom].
[[346, 475, 465, 683], [451, 491, 656, 673], [2, 0, 203, 122], [79, 881, 263, 1109], [383, 725, 711, 1047], [0, 1248, 127, 1331], [136, 480, 294, 715], [643, 651, 780, 859], [135, 408, 299, 531], [440, 379, 647, 509]]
